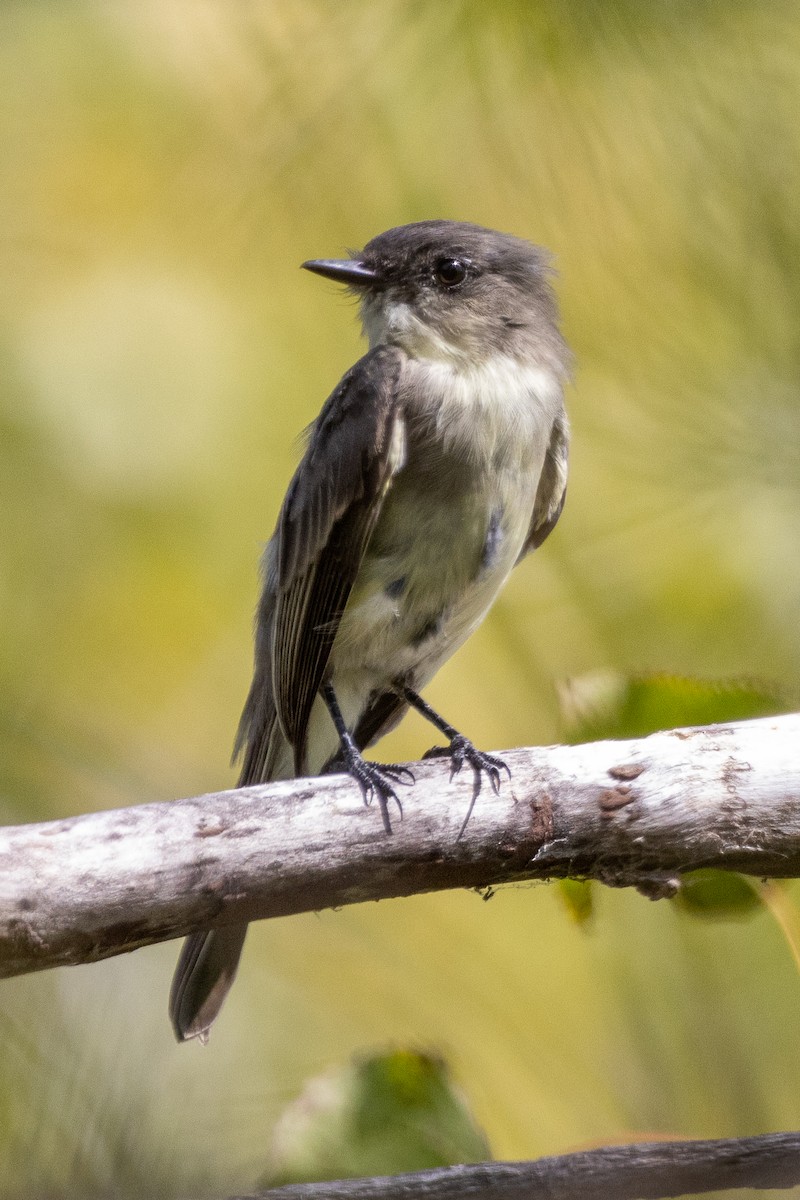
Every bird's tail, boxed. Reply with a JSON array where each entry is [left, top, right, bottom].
[[169, 922, 249, 1043], [168, 675, 399, 1042], [169, 696, 289, 1044]]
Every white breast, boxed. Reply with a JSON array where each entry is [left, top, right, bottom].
[[329, 347, 561, 697], [410, 352, 560, 467]]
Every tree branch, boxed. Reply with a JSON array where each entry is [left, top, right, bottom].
[[2, 713, 799, 978], [233, 1132, 800, 1198], [232, 1132, 800, 1198]]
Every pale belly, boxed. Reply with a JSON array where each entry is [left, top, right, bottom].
[[293, 466, 538, 776], [295, 356, 558, 772], [326, 443, 543, 716]]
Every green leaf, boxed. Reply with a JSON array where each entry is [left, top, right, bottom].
[[559, 671, 789, 744], [675, 869, 761, 920], [264, 1049, 491, 1186], [558, 878, 594, 924]]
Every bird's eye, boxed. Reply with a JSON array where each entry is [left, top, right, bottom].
[[434, 257, 468, 288]]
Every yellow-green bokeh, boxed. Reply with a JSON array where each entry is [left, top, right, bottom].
[[2, 3, 800, 1196]]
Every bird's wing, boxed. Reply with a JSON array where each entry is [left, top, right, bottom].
[[233, 577, 283, 786], [518, 407, 570, 559], [271, 345, 406, 771]]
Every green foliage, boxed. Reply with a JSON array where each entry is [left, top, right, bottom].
[[557, 877, 595, 924], [559, 671, 790, 744], [675, 870, 762, 920], [264, 1049, 490, 1185], [2, 3, 800, 1196]]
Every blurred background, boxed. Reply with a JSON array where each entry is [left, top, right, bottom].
[[2, 2, 800, 1196]]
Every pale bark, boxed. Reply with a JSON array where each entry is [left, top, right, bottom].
[[1, 713, 799, 978], [238, 1132, 800, 1198]]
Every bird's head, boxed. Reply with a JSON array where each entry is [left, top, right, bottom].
[[302, 220, 566, 371]]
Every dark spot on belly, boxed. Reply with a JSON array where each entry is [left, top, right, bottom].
[[386, 577, 406, 599], [411, 613, 442, 647], [480, 507, 504, 573]]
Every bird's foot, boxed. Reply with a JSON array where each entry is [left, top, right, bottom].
[[423, 734, 511, 795], [321, 681, 413, 834], [341, 748, 414, 834]]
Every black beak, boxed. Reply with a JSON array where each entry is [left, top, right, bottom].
[[301, 258, 379, 287]]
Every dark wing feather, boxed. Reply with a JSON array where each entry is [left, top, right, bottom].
[[518, 408, 570, 560], [272, 345, 405, 771], [351, 689, 409, 754], [234, 576, 281, 787]]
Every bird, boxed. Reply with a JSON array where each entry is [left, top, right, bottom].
[[169, 219, 570, 1043]]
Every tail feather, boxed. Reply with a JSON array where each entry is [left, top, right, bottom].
[[169, 924, 249, 1043], [170, 684, 285, 1043], [170, 650, 367, 1042]]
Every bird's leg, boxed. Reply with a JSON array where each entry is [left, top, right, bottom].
[[401, 685, 511, 797], [322, 682, 413, 834]]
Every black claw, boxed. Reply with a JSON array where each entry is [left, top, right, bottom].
[[344, 755, 411, 833], [380, 762, 416, 785], [321, 683, 413, 833], [423, 734, 510, 814], [398, 686, 510, 838], [422, 744, 451, 761]]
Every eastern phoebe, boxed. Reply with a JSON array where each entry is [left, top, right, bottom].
[[169, 220, 570, 1042]]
